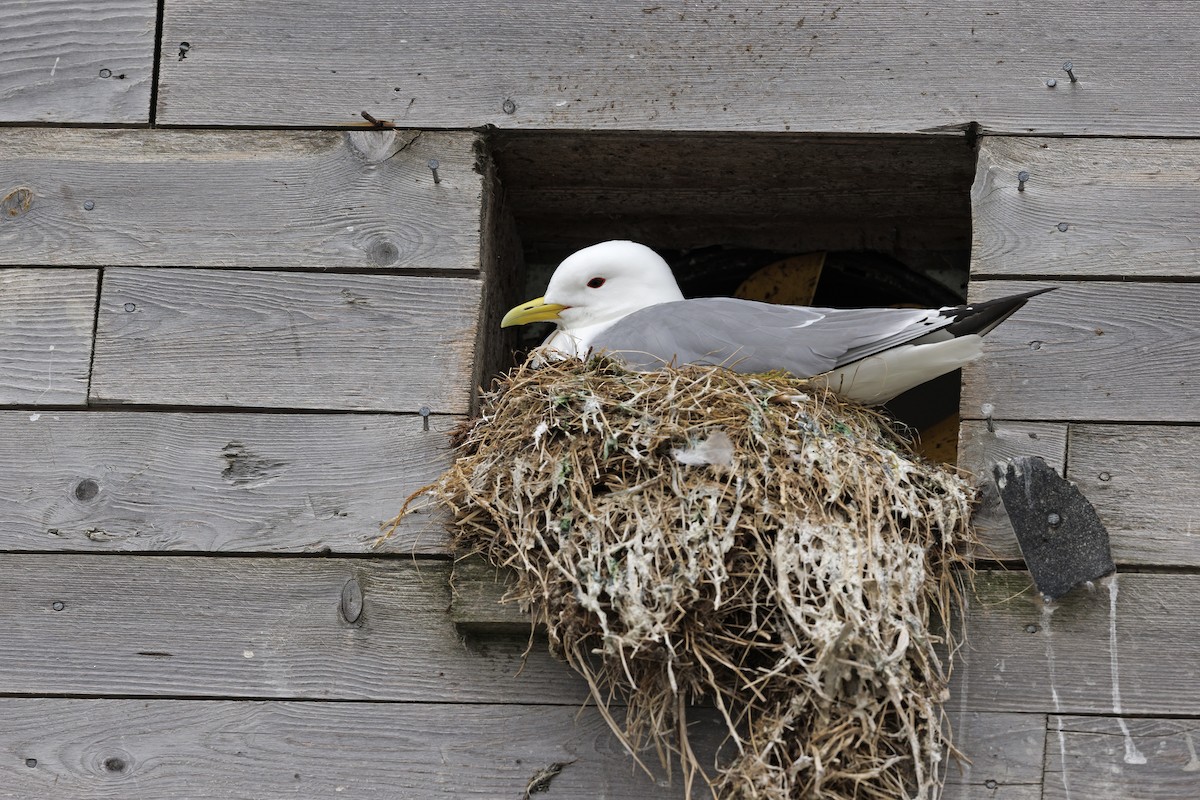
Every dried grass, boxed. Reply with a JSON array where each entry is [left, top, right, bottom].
[[390, 357, 974, 799]]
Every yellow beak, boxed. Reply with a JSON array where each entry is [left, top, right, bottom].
[[500, 296, 568, 328]]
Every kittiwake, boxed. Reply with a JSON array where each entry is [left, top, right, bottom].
[[501, 240, 1048, 404]]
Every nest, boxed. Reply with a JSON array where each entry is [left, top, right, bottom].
[[397, 358, 974, 799]]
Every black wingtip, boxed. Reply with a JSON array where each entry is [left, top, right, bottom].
[[944, 286, 1056, 338]]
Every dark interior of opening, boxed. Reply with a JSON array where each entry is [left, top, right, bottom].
[[489, 131, 977, 445]]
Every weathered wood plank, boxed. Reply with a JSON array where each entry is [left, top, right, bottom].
[[0, 130, 482, 270], [955, 572, 1200, 716], [972, 138, 1200, 280], [961, 281, 1200, 423], [0, 698, 724, 799], [957, 420, 1068, 562], [0, 411, 450, 554], [0, 0, 155, 123], [0, 269, 97, 405], [91, 269, 479, 412], [157, 1, 1200, 135], [1067, 424, 1200, 567], [1043, 716, 1200, 800], [494, 132, 973, 253], [0, 555, 589, 703], [942, 712, 1045, 799]]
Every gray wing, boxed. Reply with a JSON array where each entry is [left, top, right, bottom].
[[590, 297, 951, 377]]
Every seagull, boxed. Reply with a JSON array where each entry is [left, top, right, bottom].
[[501, 240, 1049, 404]]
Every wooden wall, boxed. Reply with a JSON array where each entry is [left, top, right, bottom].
[[3, 2, 1199, 798]]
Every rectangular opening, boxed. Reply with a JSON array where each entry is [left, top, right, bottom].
[[488, 131, 977, 451]]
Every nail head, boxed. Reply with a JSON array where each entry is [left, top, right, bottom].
[[1099, 471, 1112, 482], [123, 302, 136, 312], [83, 200, 94, 211], [99, 68, 112, 79], [1047, 512, 1062, 527], [1045, 77, 1057, 87], [502, 99, 517, 114], [1057, 222, 1069, 232], [51, 601, 65, 611], [25, 758, 37, 768]]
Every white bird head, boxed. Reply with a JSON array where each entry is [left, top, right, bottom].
[[501, 241, 685, 338]]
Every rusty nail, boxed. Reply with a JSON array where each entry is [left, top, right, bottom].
[[1062, 61, 1077, 82], [1017, 171, 1030, 192], [427, 158, 441, 184], [419, 405, 431, 431]]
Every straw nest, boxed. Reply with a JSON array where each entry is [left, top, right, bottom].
[[393, 357, 974, 799]]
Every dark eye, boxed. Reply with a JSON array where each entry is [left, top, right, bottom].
[[587, 277, 606, 289]]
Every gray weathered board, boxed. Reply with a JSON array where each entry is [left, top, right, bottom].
[[0, 0, 156, 124], [0, 129, 482, 271], [961, 281, 1200, 423], [157, 1, 1200, 135], [1042, 717, 1200, 800], [493, 132, 973, 254], [90, 269, 480, 413], [0, 411, 450, 554], [958, 421, 1200, 568], [972, 138, 1200, 280], [0, 699, 721, 800], [0, 555, 588, 703], [954, 572, 1200, 716], [0, 269, 97, 405], [0, 700, 1041, 800], [1067, 424, 1200, 568]]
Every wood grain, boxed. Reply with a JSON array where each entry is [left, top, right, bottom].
[[957, 420, 1068, 562], [0, 0, 155, 123], [972, 138, 1200, 279], [0, 698, 723, 799], [1043, 716, 1200, 800], [0, 555, 589, 703], [90, 269, 480, 412], [0, 129, 482, 270], [157, 1, 1200, 135], [0, 411, 452, 554], [942, 711, 1045, 798], [1067, 424, 1200, 567], [0, 269, 97, 405], [960, 281, 1200, 422], [955, 572, 1200, 716]]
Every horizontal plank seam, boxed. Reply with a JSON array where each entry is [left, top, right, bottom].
[[961, 416, 1200, 427], [970, 274, 1200, 284], [5, 122, 1200, 140], [2, 265, 483, 278], [0, 692, 594, 707], [0, 551, 455, 561], [0, 404, 469, 417]]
